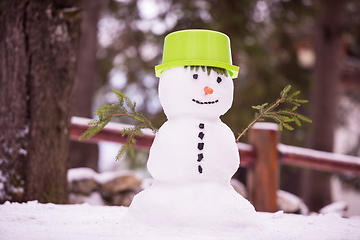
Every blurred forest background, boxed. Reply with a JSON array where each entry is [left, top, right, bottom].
[[1, 0, 360, 212]]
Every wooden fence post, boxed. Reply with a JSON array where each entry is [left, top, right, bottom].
[[247, 122, 279, 212]]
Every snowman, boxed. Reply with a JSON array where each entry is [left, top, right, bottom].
[[147, 65, 239, 184], [122, 30, 262, 230]]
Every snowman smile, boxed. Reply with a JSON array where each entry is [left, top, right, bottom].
[[192, 99, 219, 105]]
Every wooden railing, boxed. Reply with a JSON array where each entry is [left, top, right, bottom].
[[70, 116, 360, 212]]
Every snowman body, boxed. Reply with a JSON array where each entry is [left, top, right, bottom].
[[123, 67, 261, 229], [148, 116, 239, 184]]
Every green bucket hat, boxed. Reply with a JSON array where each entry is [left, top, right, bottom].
[[155, 29, 239, 78]]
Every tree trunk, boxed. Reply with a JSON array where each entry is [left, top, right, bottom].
[[301, 0, 345, 211], [0, 0, 83, 203], [69, 0, 100, 172]]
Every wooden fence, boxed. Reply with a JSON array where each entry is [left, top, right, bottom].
[[70, 116, 360, 212]]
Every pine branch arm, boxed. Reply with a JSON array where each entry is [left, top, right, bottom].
[[236, 97, 284, 142], [236, 85, 311, 142], [78, 89, 158, 159]]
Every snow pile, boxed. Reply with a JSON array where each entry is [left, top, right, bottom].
[[0, 201, 360, 240], [0, 201, 125, 240], [122, 181, 261, 231]]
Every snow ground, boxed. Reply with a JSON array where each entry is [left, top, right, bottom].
[[1, 201, 359, 240]]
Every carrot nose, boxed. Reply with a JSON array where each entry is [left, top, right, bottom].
[[204, 86, 213, 95]]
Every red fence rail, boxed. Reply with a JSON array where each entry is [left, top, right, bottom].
[[70, 116, 360, 211], [279, 144, 360, 176]]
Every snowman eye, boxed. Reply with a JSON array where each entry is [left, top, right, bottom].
[[217, 77, 222, 83], [193, 74, 198, 79]]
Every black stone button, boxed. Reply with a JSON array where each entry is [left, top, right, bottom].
[[198, 132, 204, 140], [197, 143, 204, 150], [197, 153, 203, 162], [198, 165, 203, 174], [199, 123, 204, 129]]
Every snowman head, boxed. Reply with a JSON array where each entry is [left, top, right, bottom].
[[158, 66, 234, 119]]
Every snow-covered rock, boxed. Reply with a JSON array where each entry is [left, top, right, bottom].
[[69, 178, 98, 196], [67, 168, 142, 207], [277, 189, 309, 215], [98, 172, 142, 197], [319, 201, 348, 217]]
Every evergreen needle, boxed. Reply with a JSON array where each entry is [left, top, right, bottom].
[[79, 89, 157, 160], [236, 85, 311, 142]]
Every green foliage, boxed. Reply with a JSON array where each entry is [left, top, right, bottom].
[[236, 85, 312, 141], [79, 89, 157, 160]]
